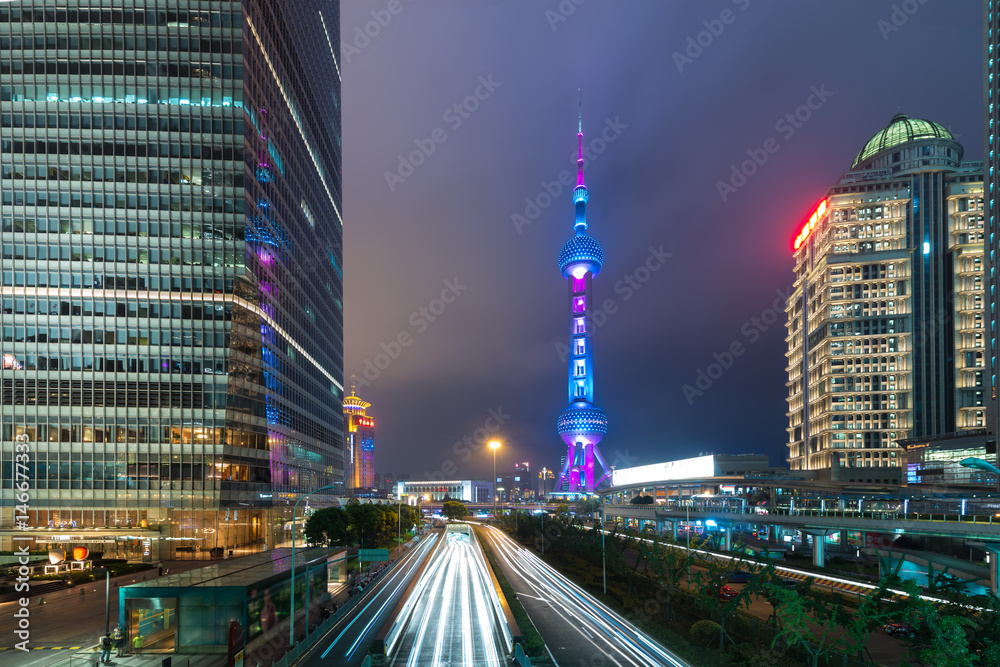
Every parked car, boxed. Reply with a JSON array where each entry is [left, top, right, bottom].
[[727, 570, 753, 583], [883, 621, 915, 639], [718, 584, 739, 601]]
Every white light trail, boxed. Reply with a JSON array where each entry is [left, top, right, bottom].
[[321, 533, 437, 660], [486, 525, 691, 667]]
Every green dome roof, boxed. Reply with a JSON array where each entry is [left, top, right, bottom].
[[852, 113, 953, 169]]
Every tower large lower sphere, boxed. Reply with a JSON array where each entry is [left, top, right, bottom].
[[556, 101, 611, 493]]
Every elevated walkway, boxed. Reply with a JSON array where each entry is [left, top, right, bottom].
[[605, 504, 1000, 541]]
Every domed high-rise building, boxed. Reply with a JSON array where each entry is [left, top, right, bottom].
[[785, 113, 989, 484], [555, 101, 611, 494]]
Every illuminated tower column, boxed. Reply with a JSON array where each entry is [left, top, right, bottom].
[[556, 101, 610, 494]]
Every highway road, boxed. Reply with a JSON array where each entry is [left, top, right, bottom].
[[389, 527, 509, 666], [297, 532, 440, 667], [479, 524, 692, 667]]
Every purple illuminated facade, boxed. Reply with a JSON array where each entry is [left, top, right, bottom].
[[556, 103, 610, 494]]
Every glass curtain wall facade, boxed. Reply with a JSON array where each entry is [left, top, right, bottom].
[[785, 115, 984, 472], [0, 1, 344, 558]]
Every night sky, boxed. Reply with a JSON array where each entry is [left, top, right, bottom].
[[339, 0, 982, 483]]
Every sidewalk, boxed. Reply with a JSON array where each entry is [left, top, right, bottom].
[[69, 649, 224, 667]]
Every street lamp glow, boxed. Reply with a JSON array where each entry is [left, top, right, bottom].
[[489, 441, 500, 451]]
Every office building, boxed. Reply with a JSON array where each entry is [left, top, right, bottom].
[[513, 461, 529, 500], [785, 113, 983, 475], [538, 467, 555, 497], [343, 388, 374, 490], [985, 2, 1000, 466], [395, 480, 493, 504], [0, 1, 345, 559]]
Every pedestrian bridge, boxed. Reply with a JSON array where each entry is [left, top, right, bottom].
[[603, 503, 1000, 541]]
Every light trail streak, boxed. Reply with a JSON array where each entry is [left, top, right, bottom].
[[321, 533, 437, 660], [393, 530, 506, 666], [485, 525, 692, 667]]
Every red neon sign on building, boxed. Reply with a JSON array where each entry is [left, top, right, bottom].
[[792, 199, 828, 251]]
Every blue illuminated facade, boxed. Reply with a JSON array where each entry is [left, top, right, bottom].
[[556, 105, 610, 494], [0, 1, 345, 558]]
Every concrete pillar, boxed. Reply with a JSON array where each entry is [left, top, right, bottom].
[[723, 526, 733, 552], [983, 543, 1000, 595], [839, 530, 848, 548], [656, 520, 665, 534], [813, 535, 825, 567], [671, 521, 679, 540]]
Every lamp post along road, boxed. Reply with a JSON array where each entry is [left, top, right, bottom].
[[489, 440, 500, 522], [289, 484, 339, 648], [601, 495, 607, 595]]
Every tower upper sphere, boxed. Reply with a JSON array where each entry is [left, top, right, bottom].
[[559, 234, 604, 279]]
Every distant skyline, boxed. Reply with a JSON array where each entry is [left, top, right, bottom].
[[341, 1, 982, 481]]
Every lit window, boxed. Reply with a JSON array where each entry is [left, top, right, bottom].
[[575, 381, 586, 397], [575, 339, 585, 355], [575, 361, 585, 376], [573, 296, 585, 313], [574, 318, 586, 334]]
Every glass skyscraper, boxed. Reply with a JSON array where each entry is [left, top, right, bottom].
[[0, 1, 344, 559]]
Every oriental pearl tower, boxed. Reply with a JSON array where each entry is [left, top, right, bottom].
[[556, 98, 610, 494]]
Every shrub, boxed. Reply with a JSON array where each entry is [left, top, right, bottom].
[[689, 619, 721, 647], [727, 642, 800, 667]]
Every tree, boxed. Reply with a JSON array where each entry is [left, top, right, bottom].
[[769, 582, 856, 667], [304, 506, 353, 547], [442, 500, 469, 520], [345, 503, 383, 547], [576, 497, 601, 517], [648, 539, 692, 622], [555, 503, 572, 523], [397, 504, 420, 534]]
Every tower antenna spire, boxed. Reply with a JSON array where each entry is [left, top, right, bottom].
[[577, 89, 585, 187]]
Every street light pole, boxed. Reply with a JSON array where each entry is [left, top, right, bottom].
[[601, 495, 606, 595], [289, 484, 338, 648], [489, 441, 500, 523]]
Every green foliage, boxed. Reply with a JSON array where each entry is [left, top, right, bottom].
[[689, 620, 721, 647], [305, 503, 420, 549], [555, 503, 572, 522], [726, 642, 799, 667], [576, 497, 601, 516], [442, 500, 470, 520], [304, 506, 353, 547]]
